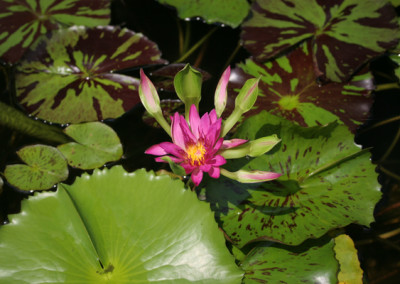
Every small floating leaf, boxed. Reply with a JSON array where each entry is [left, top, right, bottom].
[[0, 166, 243, 283], [4, 145, 68, 191], [57, 122, 123, 169]]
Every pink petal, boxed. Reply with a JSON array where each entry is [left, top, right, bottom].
[[209, 155, 226, 166], [179, 115, 196, 144], [200, 164, 211, 172], [208, 166, 220, 179], [189, 104, 201, 139], [191, 168, 204, 186], [145, 144, 168, 156], [209, 109, 218, 124], [171, 112, 186, 149], [199, 112, 211, 136], [181, 162, 196, 174], [222, 139, 248, 149]]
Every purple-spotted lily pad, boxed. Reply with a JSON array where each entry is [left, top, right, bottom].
[[57, 122, 123, 169], [229, 42, 374, 133], [4, 144, 68, 191], [0, 0, 110, 64], [157, 0, 249, 28], [0, 166, 243, 283], [205, 112, 381, 247], [241, 0, 399, 82], [241, 237, 338, 283], [15, 25, 167, 124]]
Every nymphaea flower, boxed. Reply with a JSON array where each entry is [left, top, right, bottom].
[[139, 65, 282, 186]]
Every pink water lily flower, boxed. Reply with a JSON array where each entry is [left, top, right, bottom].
[[146, 104, 247, 186]]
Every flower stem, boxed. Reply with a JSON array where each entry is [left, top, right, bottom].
[[221, 108, 242, 137], [174, 27, 218, 63]]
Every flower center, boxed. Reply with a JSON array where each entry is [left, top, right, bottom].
[[186, 142, 206, 166]]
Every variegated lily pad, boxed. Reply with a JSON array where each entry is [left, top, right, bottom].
[[4, 144, 68, 191], [334, 234, 363, 284], [157, 0, 249, 28], [0, 0, 110, 64], [241, 237, 338, 283], [241, 0, 399, 82], [16, 25, 167, 123], [229, 42, 374, 133], [57, 122, 123, 169], [205, 112, 381, 247]]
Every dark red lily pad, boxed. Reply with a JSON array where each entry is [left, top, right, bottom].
[[15, 26, 167, 123], [228, 42, 374, 133], [0, 0, 110, 64], [241, 0, 399, 82]]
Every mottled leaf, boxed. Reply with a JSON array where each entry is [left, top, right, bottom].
[[206, 112, 381, 247], [0, 166, 243, 283], [241, 237, 338, 283], [4, 144, 68, 191], [16, 25, 167, 123], [229, 42, 374, 133], [57, 122, 123, 169], [334, 234, 363, 284], [242, 0, 399, 82], [157, 0, 249, 28], [0, 0, 110, 64]]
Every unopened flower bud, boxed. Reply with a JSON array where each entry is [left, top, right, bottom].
[[214, 66, 230, 117], [220, 168, 281, 183]]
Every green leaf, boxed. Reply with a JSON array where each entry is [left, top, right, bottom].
[[241, 237, 338, 283], [334, 234, 363, 284], [242, 0, 399, 82], [4, 145, 68, 191], [157, 0, 250, 28], [206, 112, 381, 247], [16, 25, 167, 124], [0, 0, 110, 64], [0, 166, 243, 283], [57, 122, 123, 169], [229, 42, 374, 133]]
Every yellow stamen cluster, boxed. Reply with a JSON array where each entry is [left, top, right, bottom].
[[186, 142, 206, 166]]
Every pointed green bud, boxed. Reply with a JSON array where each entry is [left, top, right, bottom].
[[235, 77, 259, 113], [221, 77, 260, 137], [173, 64, 202, 120], [220, 168, 281, 183], [248, 135, 281, 157], [219, 135, 281, 159], [214, 66, 230, 117]]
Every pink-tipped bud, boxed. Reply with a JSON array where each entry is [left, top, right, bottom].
[[214, 66, 230, 117], [220, 168, 281, 183], [235, 77, 260, 113], [139, 69, 161, 115]]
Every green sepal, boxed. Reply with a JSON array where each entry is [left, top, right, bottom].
[[161, 156, 187, 177]]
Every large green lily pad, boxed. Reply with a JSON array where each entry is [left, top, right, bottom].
[[241, 237, 338, 283], [229, 42, 374, 133], [0, 166, 243, 283], [206, 112, 381, 247], [16, 25, 167, 123], [157, 0, 249, 28], [4, 144, 68, 191], [0, 0, 110, 64], [241, 0, 399, 82], [57, 122, 123, 169]]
